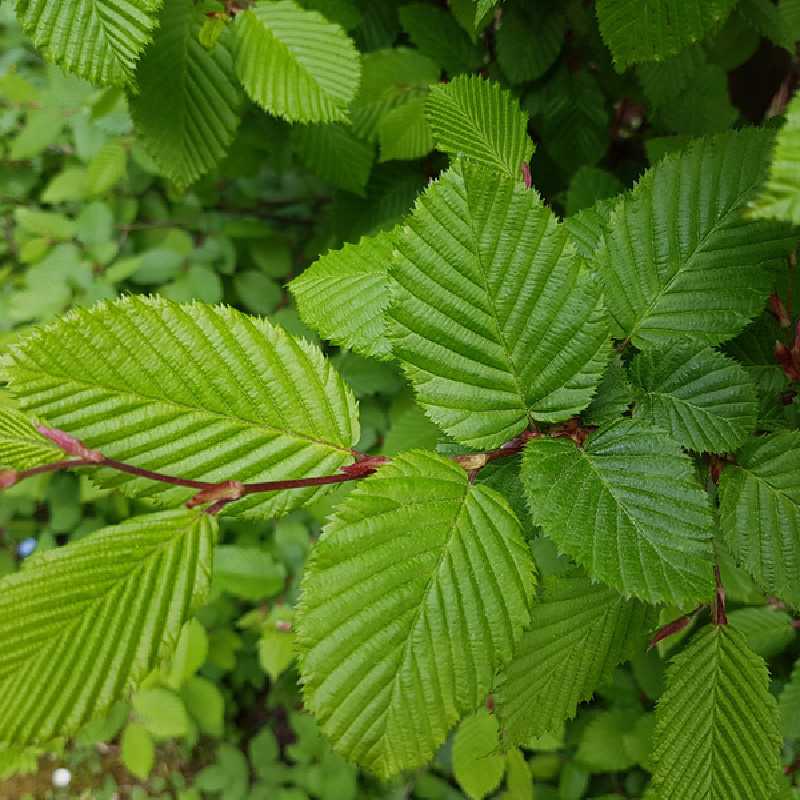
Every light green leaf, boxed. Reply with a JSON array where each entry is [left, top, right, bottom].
[[727, 607, 795, 660], [297, 451, 535, 778], [16, 0, 162, 86], [133, 687, 190, 739], [0, 510, 216, 747], [474, 0, 498, 25], [378, 96, 433, 162], [780, 657, 800, 739], [596, 0, 737, 71], [2, 295, 360, 519], [121, 722, 154, 780], [293, 123, 374, 195], [130, 0, 243, 189], [596, 129, 796, 348], [495, 575, 654, 745], [86, 140, 127, 196], [214, 546, 286, 601], [749, 93, 800, 225], [426, 75, 534, 179], [290, 229, 395, 360], [234, 0, 361, 123], [258, 607, 295, 682], [576, 709, 644, 772], [719, 431, 800, 608], [389, 160, 610, 449], [10, 106, 64, 160], [501, 748, 533, 800], [522, 420, 715, 605], [452, 709, 506, 800], [0, 407, 60, 469], [629, 342, 758, 453], [181, 676, 224, 737], [651, 625, 781, 799], [41, 166, 89, 204], [168, 619, 209, 690]]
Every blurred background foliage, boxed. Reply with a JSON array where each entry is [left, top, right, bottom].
[[0, 0, 799, 798]]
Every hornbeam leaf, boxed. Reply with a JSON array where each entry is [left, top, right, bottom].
[[1, 296, 359, 519], [296, 451, 535, 778], [426, 75, 534, 178], [719, 431, 800, 607], [779, 656, 800, 739], [389, 160, 610, 449], [628, 341, 758, 453], [234, 0, 361, 123], [651, 625, 781, 799], [495, 575, 654, 746], [0, 510, 216, 747], [595, 129, 796, 348], [0, 407, 60, 469], [15, 0, 162, 86], [522, 419, 715, 605], [129, 0, 243, 189]]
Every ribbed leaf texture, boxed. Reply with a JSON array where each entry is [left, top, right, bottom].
[[377, 96, 433, 162], [289, 230, 394, 359], [750, 93, 800, 224], [629, 342, 758, 453], [596, 0, 737, 71], [296, 451, 535, 778], [129, 0, 243, 189], [426, 75, 534, 179], [234, 0, 361, 123], [451, 710, 505, 800], [0, 510, 216, 747], [15, 0, 161, 86], [780, 657, 800, 739], [496, 2, 565, 85], [389, 160, 610, 449], [0, 407, 59, 469], [718, 431, 800, 607], [727, 607, 796, 659], [651, 625, 781, 800], [522, 420, 715, 605], [595, 129, 796, 348], [495, 575, 654, 746], [1, 296, 359, 519], [474, 0, 498, 25]]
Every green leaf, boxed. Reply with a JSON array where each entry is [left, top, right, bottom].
[[576, 709, 644, 772], [638, 45, 706, 109], [779, 657, 800, 739], [596, 0, 737, 71], [234, 0, 361, 123], [377, 96, 433, 162], [181, 676, 225, 737], [297, 451, 535, 778], [522, 420, 715, 605], [494, 575, 654, 745], [10, 106, 64, 160], [258, 607, 295, 681], [496, 2, 565, 84], [293, 123, 374, 195], [651, 625, 781, 800], [389, 160, 610, 449], [426, 75, 534, 179], [749, 93, 800, 225], [290, 229, 395, 360], [2, 296, 359, 519], [628, 342, 758, 453], [133, 687, 191, 738], [565, 167, 623, 216], [214, 546, 286, 601], [719, 431, 800, 607], [452, 709, 506, 800], [130, 0, 243, 189], [0, 509, 216, 747], [595, 129, 796, 348], [502, 748, 533, 800], [86, 140, 127, 196], [168, 619, 209, 690], [657, 63, 737, 135], [727, 607, 795, 659], [0, 407, 60, 469], [121, 722, 154, 780], [474, 0, 498, 25], [582, 354, 632, 427], [16, 0, 162, 86]]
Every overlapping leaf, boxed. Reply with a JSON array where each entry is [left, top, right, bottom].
[[130, 0, 243, 189], [522, 419, 715, 605], [719, 431, 800, 607], [389, 160, 610, 449], [377, 96, 433, 162], [595, 129, 796, 348], [16, 0, 162, 86], [629, 342, 758, 453], [0, 407, 59, 469], [0, 510, 216, 747], [296, 451, 535, 778], [780, 657, 800, 739], [1, 295, 359, 518], [234, 0, 361, 123], [293, 123, 374, 195], [495, 575, 653, 746], [426, 75, 534, 178], [651, 625, 781, 799]]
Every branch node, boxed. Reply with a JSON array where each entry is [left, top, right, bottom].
[[186, 480, 245, 509], [0, 469, 19, 489], [36, 426, 104, 463]]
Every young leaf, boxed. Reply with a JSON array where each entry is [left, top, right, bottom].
[[289, 229, 395, 359], [0, 407, 60, 469], [296, 451, 535, 778], [15, 0, 162, 86], [596, 0, 737, 71], [522, 420, 715, 605], [377, 96, 433, 162], [2, 295, 360, 518], [130, 0, 243, 189], [234, 0, 361, 123], [121, 723, 154, 780], [719, 431, 800, 607], [452, 709, 506, 800], [389, 160, 610, 449], [651, 626, 781, 800], [426, 75, 534, 178], [595, 129, 796, 348], [0, 510, 216, 747], [495, 575, 654, 746], [628, 342, 758, 453]]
